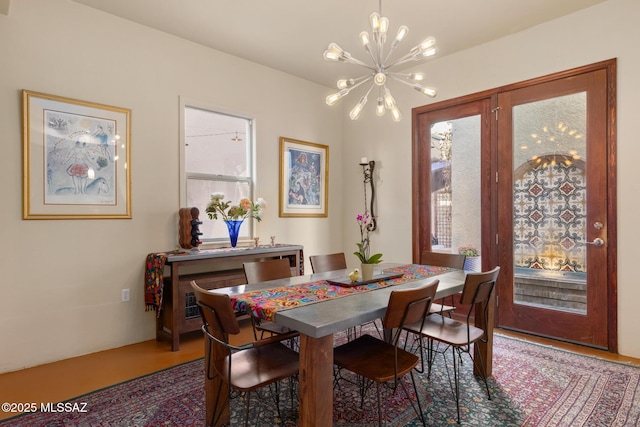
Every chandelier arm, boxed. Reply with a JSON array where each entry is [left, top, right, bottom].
[[382, 44, 399, 66], [385, 52, 419, 69], [364, 45, 379, 68], [387, 72, 413, 78], [389, 74, 418, 88], [363, 81, 375, 98], [388, 75, 436, 97], [341, 75, 374, 94], [343, 56, 376, 70], [348, 74, 376, 87]]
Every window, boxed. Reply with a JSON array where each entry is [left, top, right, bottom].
[[181, 102, 254, 243]]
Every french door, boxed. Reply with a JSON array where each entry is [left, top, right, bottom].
[[413, 60, 617, 350], [496, 65, 616, 350]]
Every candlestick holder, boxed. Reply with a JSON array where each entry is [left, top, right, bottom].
[[359, 159, 377, 231]]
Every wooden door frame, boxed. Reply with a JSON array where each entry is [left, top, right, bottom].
[[411, 59, 617, 352]]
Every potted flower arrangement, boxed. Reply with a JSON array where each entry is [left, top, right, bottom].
[[458, 244, 481, 271], [354, 212, 382, 280], [205, 193, 266, 247]]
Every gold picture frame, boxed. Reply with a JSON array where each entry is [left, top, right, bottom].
[[22, 90, 132, 219], [279, 137, 328, 217]]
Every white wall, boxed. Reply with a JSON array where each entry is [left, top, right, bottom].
[[341, 0, 640, 357], [0, 0, 343, 372]]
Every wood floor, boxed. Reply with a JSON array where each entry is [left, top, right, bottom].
[[1, 324, 638, 422]]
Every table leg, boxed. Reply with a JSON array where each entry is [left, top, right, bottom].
[[204, 336, 229, 426], [299, 334, 333, 427], [169, 267, 181, 351], [473, 293, 494, 376]]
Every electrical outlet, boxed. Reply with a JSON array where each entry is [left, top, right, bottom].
[[121, 289, 130, 302]]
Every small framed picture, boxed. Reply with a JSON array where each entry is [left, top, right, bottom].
[[22, 90, 131, 219], [279, 137, 328, 217]]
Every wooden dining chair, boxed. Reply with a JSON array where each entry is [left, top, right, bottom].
[[421, 250, 466, 315], [333, 280, 439, 427], [190, 281, 299, 427], [243, 258, 297, 339], [403, 267, 500, 424], [309, 252, 347, 273]]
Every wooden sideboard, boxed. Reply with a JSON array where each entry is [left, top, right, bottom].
[[157, 244, 304, 350]]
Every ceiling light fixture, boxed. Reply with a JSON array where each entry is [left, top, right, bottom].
[[231, 132, 242, 142], [323, 0, 438, 121]]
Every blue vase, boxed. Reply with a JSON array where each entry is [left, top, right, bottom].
[[224, 220, 243, 247]]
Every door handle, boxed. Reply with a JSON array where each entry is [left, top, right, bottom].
[[585, 238, 605, 247]]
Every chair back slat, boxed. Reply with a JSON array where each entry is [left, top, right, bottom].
[[420, 250, 466, 270], [309, 252, 347, 273], [459, 267, 501, 306], [383, 280, 439, 330], [191, 281, 240, 336], [243, 258, 292, 284]]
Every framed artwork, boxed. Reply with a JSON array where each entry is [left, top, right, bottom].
[[279, 137, 328, 217], [22, 90, 131, 219]]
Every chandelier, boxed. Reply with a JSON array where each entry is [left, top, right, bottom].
[[323, 2, 438, 121]]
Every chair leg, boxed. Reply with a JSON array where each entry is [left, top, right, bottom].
[[375, 382, 382, 427], [244, 391, 251, 427], [471, 345, 492, 400], [426, 338, 437, 379], [210, 380, 230, 427], [407, 371, 427, 427], [452, 347, 461, 424]]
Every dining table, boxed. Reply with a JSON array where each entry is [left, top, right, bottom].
[[205, 262, 495, 427]]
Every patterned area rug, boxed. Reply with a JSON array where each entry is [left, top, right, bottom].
[[2, 331, 639, 426]]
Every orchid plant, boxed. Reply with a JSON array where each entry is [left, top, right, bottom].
[[354, 212, 383, 264], [205, 192, 266, 222]]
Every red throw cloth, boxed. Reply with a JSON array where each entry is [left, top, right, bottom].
[[145, 253, 167, 316]]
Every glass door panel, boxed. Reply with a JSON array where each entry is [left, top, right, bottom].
[[430, 117, 481, 269], [512, 93, 587, 314]]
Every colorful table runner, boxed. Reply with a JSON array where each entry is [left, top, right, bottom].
[[231, 264, 454, 321]]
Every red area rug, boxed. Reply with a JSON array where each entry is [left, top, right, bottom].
[[2, 332, 639, 426]]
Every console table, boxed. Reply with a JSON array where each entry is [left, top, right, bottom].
[[156, 244, 303, 350]]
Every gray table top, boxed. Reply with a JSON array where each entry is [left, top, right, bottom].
[[212, 263, 466, 339]]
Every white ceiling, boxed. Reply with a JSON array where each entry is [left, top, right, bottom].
[[72, 0, 606, 88]]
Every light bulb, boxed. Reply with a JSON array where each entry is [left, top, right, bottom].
[[349, 96, 368, 120], [391, 106, 402, 122], [376, 97, 385, 116], [379, 17, 389, 41], [383, 87, 396, 109], [323, 43, 343, 61], [337, 79, 355, 89], [409, 37, 437, 59], [370, 12, 381, 33], [413, 46, 437, 60], [374, 72, 386, 85], [409, 73, 424, 81], [394, 26, 409, 44], [326, 89, 349, 106], [414, 85, 437, 97], [360, 31, 371, 52], [420, 46, 438, 58], [418, 37, 436, 51]]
